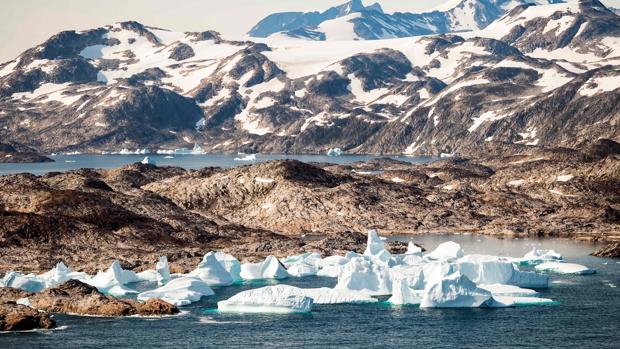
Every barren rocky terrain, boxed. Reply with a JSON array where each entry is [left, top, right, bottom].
[[0, 140, 618, 275]]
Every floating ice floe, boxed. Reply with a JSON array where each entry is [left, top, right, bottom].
[[234, 153, 257, 161], [217, 285, 313, 313], [214, 252, 242, 283], [327, 148, 343, 157], [84, 261, 140, 297], [140, 156, 156, 165], [420, 272, 493, 308], [535, 262, 596, 275], [240, 256, 290, 280], [189, 252, 234, 287], [335, 257, 392, 296], [137, 277, 214, 306], [425, 241, 465, 261]]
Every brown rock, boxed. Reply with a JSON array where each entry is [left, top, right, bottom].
[[591, 242, 620, 258], [0, 302, 55, 332]]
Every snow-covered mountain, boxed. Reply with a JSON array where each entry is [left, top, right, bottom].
[[248, 0, 564, 41], [0, 0, 619, 155]]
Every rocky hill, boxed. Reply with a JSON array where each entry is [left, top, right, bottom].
[[0, 0, 618, 156]]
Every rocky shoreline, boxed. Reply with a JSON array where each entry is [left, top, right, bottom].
[[0, 142, 53, 164]]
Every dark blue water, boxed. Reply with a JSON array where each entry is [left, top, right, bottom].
[[0, 154, 434, 176], [1, 235, 618, 348]]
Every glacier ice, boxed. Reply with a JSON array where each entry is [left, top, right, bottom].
[[84, 260, 140, 297], [189, 252, 234, 287], [0, 272, 46, 293], [518, 247, 563, 265], [217, 285, 313, 313], [425, 241, 465, 261], [420, 272, 493, 308], [335, 257, 392, 296], [214, 252, 242, 282], [240, 255, 290, 280], [388, 274, 422, 305], [283, 252, 321, 277], [406, 242, 423, 255], [455, 254, 548, 288], [137, 277, 214, 306], [316, 255, 350, 277], [140, 156, 156, 165], [535, 262, 596, 275], [327, 148, 343, 157], [156, 256, 171, 286]]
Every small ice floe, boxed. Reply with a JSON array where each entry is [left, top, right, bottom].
[[234, 153, 257, 161], [164, 156, 174, 159], [137, 277, 214, 306], [327, 148, 343, 157], [64, 160, 77, 163], [535, 262, 596, 275], [141, 156, 156, 165], [217, 285, 313, 314]]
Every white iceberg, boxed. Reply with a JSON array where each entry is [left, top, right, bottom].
[[389, 265, 425, 290], [479, 284, 539, 297], [85, 261, 140, 297], [363, 229, 391, 264], [535, 262, 596, 275], [406, 242, 423, 255], [283, 252, 321, 277], [420, 272, 493, 308], [140, 156, 156, 165], [316, 255, 350, 277], [425, 241, 464, 261], [456, 255, 549, 288], [189, 252, 234, 287], [214, 252, 242, 282], [240, 256, 290, 280], [335, 257, 392, 296], [234, 153, 257, 162], [137, 277, 214, 306], [38, 262, 88, 288], [217, 285, 313, 313], [518, 247, 563, 265], [422, 260, 457, 287], [297, 288, 377, 304], [388, 275, 422, 305], [156, 256, 171, 286], [0, 272, 46, 293], [327, 148, 343, 157]]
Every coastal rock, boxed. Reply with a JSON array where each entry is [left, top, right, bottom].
[[0, 302, 55, 332], [591, 243, 620, 258], [28, 280, 179, 316]]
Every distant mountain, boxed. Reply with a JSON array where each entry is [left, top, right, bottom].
[[0, 0, 618, 156], [248, 0, 565, 41]]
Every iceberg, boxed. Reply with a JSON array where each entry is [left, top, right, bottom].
[[518, 247, 563, 265], [0, 272, 46, 293], [406, 242, 423, 255], [240, 256, 290, 280], [422, 260, 457, 287], [214, 252, 242, 282], [479, 284, 539, 297], [456, 255, 549, 288], [38, 262, 88, 288], [234, 153, 257, 162], [507, 269, 549, 288], [140, 156, 156, 165], [316, 255, 350, 277], [363, 229, 391, 264], [189, 252, 234, 287], [335, 257, 392, 296], [389, 265, 425, 290], [327, 148, 343, 157], [297, 288, 377, 304], [283, 252, 321, 277], [535, 262, 596, 275], [388, 275, 422, 305], [425, 241, 464, 261], [420, 272, 493, 308], [217, 285, 313, 313], [137, 277, 214, 306], [488, 296, 557, 308], [85, 261, 140, 297], [156, 256, 171, 286]]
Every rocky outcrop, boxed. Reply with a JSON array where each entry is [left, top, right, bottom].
[[0, 302, 55, 332], [0, 142, 53, 163], [591, 242, 620, 258], [27, 280, 178, 316]]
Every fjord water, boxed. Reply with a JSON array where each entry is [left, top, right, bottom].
[[2, 235, 619, 348], [0, 154, 434, 176]]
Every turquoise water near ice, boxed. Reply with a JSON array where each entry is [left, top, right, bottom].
[[1, 235, 619, 348], [0, 154, 434, 176]]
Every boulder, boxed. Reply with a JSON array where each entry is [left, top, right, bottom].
[[0, 302, 55, 332]]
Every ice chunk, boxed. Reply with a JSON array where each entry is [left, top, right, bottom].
[[327, 148, 343, 157], [422, 260, 457, 287], [488, 296, 557, 308], [140, 156, 156, 165], [420, 272, 492, 308], [388, 275, 422, 305], [479, 284, 539, 297], [16, 297, 31, 307], [363, 229, 391, 264], [38, 262, 88, 288], [519, 247, 563, 265], [189, 252, 234, 286], [283, 252, 321, 277], [297, 288, 377, 304], [456, 255, 549, 288], [406, 242, 423, 255], [335, 257, 392, 296], [389, 265, 425, 290], [217, 285, 313, 313], [316, 255, 350, 277], [425, 241, 464, 261], [535, 262, 596, 275], [214, 252, 242, 282], [156, 256, 171, 286], [1, 272, 46, 293], [85, 261, 140, 297], [240, 256, 290, 280], [234, 153, 257, 161], [137, 277, 214, 306], [508, 270, 549, 288]]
